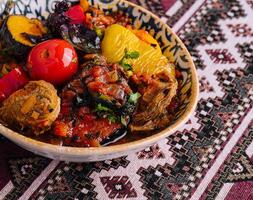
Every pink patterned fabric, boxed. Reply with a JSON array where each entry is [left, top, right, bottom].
[[0, 0, 253, 199]]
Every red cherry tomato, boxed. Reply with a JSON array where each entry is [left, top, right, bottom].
[[27, 39, 78, 86], [65, 5, 85, 24]]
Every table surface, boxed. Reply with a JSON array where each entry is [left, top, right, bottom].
[[1, 0, 253, 199]]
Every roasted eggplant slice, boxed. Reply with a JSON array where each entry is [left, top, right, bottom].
[[46, 1, 70, 37], [53, 70, 124, 147], [60, 24, 101, 53], [0, 15, 47, 56], [82, 64, 132, 109], [81, 55, 141, 128], [52, 55, 138, 147]]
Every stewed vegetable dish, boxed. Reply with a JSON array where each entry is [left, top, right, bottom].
[[0, 0, 180, 147]]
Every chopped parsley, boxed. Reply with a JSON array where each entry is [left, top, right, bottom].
[[108, 114, 117, 123], [94, 103, 131, 126], [128, 92, 141, 104], [94, 104, 117, 124], [94, 27, 104, 38], [119, 61, 132, 71], [95, 103, 112, 112], [119, 49, 140, 71], [125, 50, 140, 59]]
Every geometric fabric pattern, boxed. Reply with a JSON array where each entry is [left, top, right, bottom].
[[1, 0, 253, 199]]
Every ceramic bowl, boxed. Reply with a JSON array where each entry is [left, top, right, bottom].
[[0, 0, 199, 162]]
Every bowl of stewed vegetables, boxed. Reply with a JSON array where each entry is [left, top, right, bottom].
[[0, 0, 199, 162]]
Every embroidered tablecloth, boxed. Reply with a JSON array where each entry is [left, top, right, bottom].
[[0, 0, 253, 199]]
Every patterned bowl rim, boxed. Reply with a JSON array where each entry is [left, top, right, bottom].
[[0, 0, 199, 158]]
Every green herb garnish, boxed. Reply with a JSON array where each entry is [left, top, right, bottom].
[[108, 114, 117, 123], [125, 50, 140, 59], [94, 27, 104, 38], [94, 104, 117, 123], [119, 49, 140, 71], [99, 94, 110, 101], [95, 103, 112, 112], [119, 61, 132, 71], [128, 92, 141, 104], [121, 116, 127, 127]]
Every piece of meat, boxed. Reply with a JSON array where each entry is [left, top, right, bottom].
[[129, 68, 178, 132], [0, 80, 60, 135]]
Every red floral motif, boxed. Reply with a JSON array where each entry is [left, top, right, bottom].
[[217, 112, 233, 123], [247, 0, 253, 8], [192, 146, 211, 160], [199, 76, 214, 92], [206, 49, 237, 64], [211, 1, 224, 9], [167, 183, 183, 194], [242, 82, 253, 91], [227, 24, 253, 37], [186, 119, 192, 124], [48, 176, 71, 193], [137, 144, 165, 159], [100, 176, 137, 199]]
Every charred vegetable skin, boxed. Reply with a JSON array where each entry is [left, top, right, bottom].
[[47, 1, 101, 53], [53, 55, 136, 147], [0, 15, 47, 57], [82, 55, 140, 126], [60, 24, 101, 53], [81, 55, 132, 109], [46, 1, 70, 35]]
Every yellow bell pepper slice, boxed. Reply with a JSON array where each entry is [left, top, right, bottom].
[[101, 24, 172, 75]]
